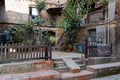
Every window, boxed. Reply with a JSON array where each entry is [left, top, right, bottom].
[[29, 7, 38, 20], [88, 29, 96, 37]]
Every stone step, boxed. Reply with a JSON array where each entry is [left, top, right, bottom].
[[74, 59, 83, 64], [54, 61, 64, 64], [61, 70, 94, 80], [78, 64, 86, 69], [87, 62, 120, 77], [55, 66, 69, 73], [54, 62, 66, 67], [53, 58, 69, 73], [54, 66, 68, 70]]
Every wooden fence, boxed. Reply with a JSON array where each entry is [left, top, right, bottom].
[[0, 44, 52, 63]]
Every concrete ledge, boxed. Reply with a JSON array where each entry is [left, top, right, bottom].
[[87, 57, 112, 65], [87, 62, 120, 77], [0, 60, 54, 75], [0, 70, 60, 80], [61, 70, 94, 80]]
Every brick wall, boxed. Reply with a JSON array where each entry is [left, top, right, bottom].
[[115, 0, 120, 23]]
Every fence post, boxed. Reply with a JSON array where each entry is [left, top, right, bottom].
[[84, 38, 88, 58], [45, 37, 49, 60]]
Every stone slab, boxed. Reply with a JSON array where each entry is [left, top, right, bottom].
[[87, 57, 112, 65], [63, 58, 80, 73], [87, 62, 120, 77]]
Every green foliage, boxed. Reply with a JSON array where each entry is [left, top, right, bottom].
[[10, 21, 35, 43], [49, 36, 56, 45], [33, 16, 46, 26], [35, 0, 46, 12], [62, 0, 108, 42], [62, 0, 90, 39], [100, 0, 108, 6]]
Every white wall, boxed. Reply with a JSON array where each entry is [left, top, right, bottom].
[[5, 0, 35, 24]]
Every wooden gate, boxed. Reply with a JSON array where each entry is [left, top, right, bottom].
[[84, 36, 112, 58]]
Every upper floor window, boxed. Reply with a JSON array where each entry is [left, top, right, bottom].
[[29, 7, 38, 20]]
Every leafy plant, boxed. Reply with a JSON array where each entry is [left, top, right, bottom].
[[99, 0, 108, 6], [33, 16, 46, 26], [49, 36, 56, 45], [35, 0, 46, 12], [9, 21, 35, 44]]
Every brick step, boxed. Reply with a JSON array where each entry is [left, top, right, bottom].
[[87, 62, 120, 77], [0, 70, 94, 80], [61, 70, 94, 80], [0, 70, 60, 80], [0, 60, 53, 75]]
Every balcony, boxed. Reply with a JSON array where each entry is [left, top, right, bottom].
[[85, 8, 108, 26]]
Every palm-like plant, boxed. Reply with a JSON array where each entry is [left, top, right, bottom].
[[35, 0, 46, 12]]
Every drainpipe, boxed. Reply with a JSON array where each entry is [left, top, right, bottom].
[[107, 0, 110, 44], [107, 14, 110, 44]]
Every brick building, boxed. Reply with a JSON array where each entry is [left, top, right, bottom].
[[76, 0, 120, 57]]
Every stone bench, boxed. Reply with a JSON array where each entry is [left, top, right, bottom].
[[87, 62, 120, 77]]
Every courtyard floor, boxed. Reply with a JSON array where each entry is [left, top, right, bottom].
[[91, 74, 120, 80], [52, 51, 84, 59]]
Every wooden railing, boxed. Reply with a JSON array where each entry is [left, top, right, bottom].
[[84, 37, 112, 58], [0, 44, 52, 63]]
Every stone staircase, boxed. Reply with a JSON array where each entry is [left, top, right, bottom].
[[53, 57, 86, 73], [53, 59, 69, 73]]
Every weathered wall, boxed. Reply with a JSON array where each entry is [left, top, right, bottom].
[[76, 28, 86, 44], [115, 0, 120, 23], [0, 4, 6, 23], [4, 0, 35, 24]]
